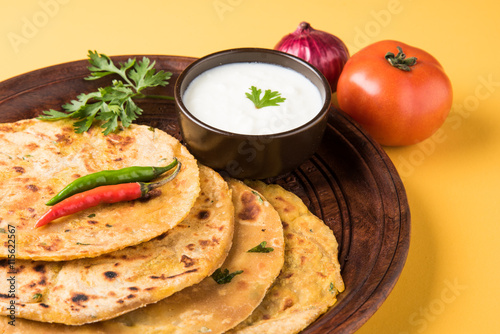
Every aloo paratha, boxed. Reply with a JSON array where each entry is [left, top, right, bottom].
[[226, 180, 345, 334], [0, 118, 200, 261]]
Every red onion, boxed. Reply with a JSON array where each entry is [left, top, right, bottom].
[[275, 22, 350, 92]]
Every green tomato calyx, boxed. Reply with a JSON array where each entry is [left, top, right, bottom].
[[385, 46, 417, 71]]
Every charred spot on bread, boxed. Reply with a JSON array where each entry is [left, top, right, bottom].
[[197, 210, 210, 220], [71, 293, 89, 304], [104, 271, 118, 280], [238, 191, 261, 220]]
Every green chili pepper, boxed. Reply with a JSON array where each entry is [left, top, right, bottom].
[[45, 158, 178, 206]]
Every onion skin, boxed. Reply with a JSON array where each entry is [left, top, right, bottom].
[[275, 22, 350, 92]]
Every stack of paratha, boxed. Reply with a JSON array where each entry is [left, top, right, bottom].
[[0, 119, 344, 334]]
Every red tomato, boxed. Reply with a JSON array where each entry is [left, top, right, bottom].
[[336, 40, 453, 146]]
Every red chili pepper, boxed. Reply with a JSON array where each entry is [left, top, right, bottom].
[[34, 161, 181, 229]]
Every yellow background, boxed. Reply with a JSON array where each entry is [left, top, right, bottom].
[[1, 0, 499, 333]]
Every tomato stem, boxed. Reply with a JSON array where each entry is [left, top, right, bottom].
[[385, 46, 417, 71]]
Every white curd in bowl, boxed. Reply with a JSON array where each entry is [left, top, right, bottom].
[[182, 62, 324, 135]]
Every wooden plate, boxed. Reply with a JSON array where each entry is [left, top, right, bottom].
[[0, 55, 410, 333]]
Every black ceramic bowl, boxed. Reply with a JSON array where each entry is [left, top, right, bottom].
[[175, 48, 331, 179]]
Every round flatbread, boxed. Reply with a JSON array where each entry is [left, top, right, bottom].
[[99, 178, 285, 333], [226, 180, 345, 334], [0, 119, 200, 261], [0, 178, 285, 333], [0, 165, 233, 325]]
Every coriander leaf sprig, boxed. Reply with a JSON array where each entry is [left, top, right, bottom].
[[211, 268, 243, 284], [245, 86, 286, 109], [247, 241, 274, 253], [38, 51, 173, 135]]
